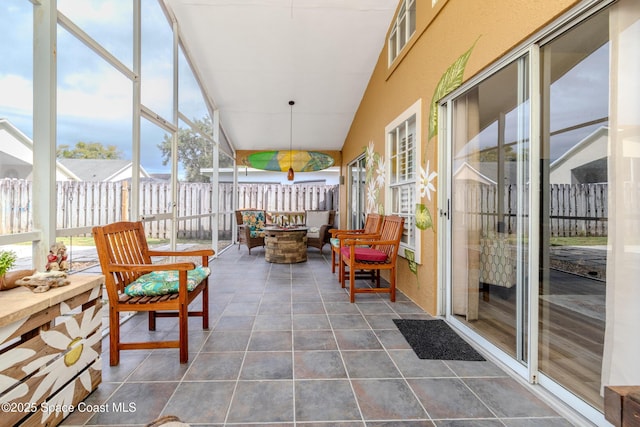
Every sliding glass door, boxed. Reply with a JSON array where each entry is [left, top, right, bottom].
[[538, 5, 609, 411], [445, 0, 640, 416], [347, 155, 367, 229], [449, 58, 530, 361]]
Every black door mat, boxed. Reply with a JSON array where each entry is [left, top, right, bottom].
[[393, 319, 485, 361]]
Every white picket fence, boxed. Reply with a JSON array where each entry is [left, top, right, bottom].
[[0, 179, 339, 238]]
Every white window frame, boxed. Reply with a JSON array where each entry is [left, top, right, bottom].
[[385, 99, 421, 263], [388, 0, 416, 65]]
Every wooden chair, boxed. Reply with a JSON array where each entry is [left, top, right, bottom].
[[235, 209, 266, 254], [305, 210, 335, 254], [92, 221, 214, 365], [339, 215, 404, 303], [329, 213, 384, 274]]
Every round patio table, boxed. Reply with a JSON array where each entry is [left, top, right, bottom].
[[264, 227, 308, 263]]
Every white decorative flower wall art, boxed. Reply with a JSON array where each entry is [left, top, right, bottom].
[[30, 303, 102, 423], [364, 140, 385, 215], [416, 160, 437, 231]]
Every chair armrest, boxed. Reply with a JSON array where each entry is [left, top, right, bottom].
[[336, 232, 381, 242], [319, 224, 333, 241], [343, 238, 397, 247], [148, 249, 215, 257], [329, 228, 364, 237], [106, 262, 197, 273]]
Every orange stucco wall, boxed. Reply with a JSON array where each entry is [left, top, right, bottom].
[[340, 0, 578, 314]]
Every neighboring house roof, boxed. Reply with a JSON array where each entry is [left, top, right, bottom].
[[549, 126, 608, 184], [550, 127, 608, 171], [58, 159, 151, 182], [148, 173, 171, 181], [453, 162, 496, 185], [479, 162, 519, 184], [0, 118, 80, 180], [453, 161, 520, 185]]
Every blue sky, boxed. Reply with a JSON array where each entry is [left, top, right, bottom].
[[0, 0, 208, 175], [2, 1, 636, 172]]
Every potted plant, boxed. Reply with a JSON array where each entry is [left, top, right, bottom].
[[0, 250, 17, 276], [0, 250, 35, 291]]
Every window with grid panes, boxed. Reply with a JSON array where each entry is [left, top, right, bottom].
[[388, 0, 416, 65], [387, 105, 420, 262]]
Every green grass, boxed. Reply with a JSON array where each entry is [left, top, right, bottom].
[[496, 235, 607, 247], [549, 236, 607, 246]]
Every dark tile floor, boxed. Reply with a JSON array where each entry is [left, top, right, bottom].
[[63, 247, 577, 426]]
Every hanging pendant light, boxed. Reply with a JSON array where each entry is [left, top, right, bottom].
[[287, 100, 295, 181]]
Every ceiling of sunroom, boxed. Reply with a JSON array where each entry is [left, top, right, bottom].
[[164, 0, 399, 153]]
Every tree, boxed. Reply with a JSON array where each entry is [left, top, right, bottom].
[[158, 116, 213, 182], [57, 141, 123, 159], [478, 145, 520, 162]]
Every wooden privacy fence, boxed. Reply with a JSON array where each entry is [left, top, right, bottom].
[[6, 179, 631, 239], [0, 178, 31, 234], [235, 183, 338, 212], [0, 179, 338, 238], [59, 180, 126, 230], [548, 183, 608, 237], [454, 182, 612, 237]]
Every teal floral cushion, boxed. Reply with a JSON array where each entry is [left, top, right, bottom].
[[242, 210, 266, 238], [330, 237, 370, 248], [124, 266, 211, 297]]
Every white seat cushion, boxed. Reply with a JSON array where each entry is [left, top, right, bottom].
[[306, 211, 330, 239], [306, 211, 330, 230], [307, 226, 321, 239]]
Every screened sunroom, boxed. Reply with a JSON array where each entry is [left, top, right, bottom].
[[1, 1, 638, 427]]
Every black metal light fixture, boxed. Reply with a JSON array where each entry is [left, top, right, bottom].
[[287, 100, 295, 181]]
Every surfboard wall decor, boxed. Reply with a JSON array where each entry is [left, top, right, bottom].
[[247, 150, 335, 172]]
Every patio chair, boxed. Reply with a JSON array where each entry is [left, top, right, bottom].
[[339, 215, 404, 303], [92, 221, 214, 365], [305, 210, 335, 254], [236, 209, 266, 254], [329, 213, 384, 274]]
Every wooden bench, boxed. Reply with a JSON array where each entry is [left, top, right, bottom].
[[92, 221, 214, 365]]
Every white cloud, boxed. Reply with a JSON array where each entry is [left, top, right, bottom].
[[141, 76, 174, 118], [1, 1, 178, 125], [0, 69, 138, 123], [58, 0, 128, 27], [0, 74, 32, 114], [58, 68, 132, 121]]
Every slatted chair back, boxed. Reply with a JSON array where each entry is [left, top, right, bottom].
[[95, 222, 152, 300], [364, 213, 384, 235], [371, 215, 404, 260], [93, 221, 214, 366]]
